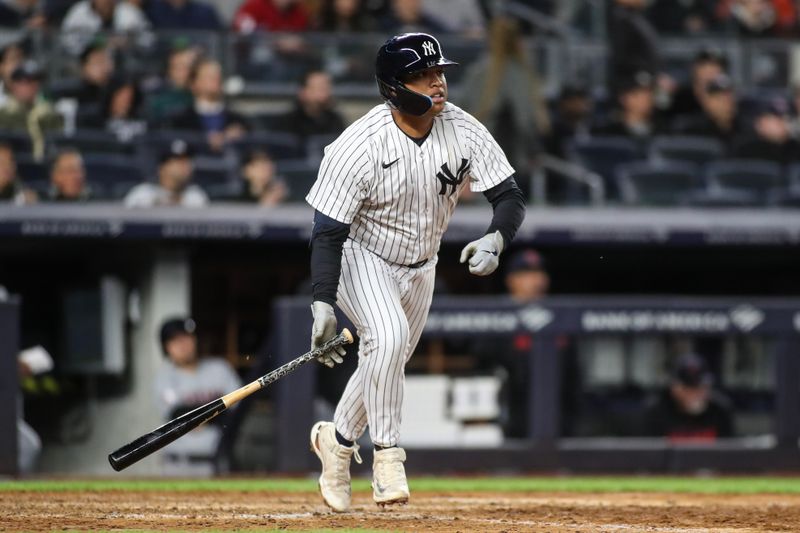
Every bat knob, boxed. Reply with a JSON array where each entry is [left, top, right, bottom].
[[341, 328, 354, 344]]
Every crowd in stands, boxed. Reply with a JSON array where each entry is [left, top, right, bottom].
[[1, 0, 800, 207]]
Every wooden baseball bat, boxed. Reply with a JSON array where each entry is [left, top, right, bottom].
[[108, 328, 353, 471]]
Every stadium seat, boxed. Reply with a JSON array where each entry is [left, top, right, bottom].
[[192, 155, 237, 190], [305, 133, 339, 165], [83, 154, 144, 199], [277, 159, 319, 202], [615, 161, 703, 206], [566, 136, 642, 199], [15, 154, 49, 183], [649, 136, 724, 166], [705, 159, 785, 202], [0, 131, 34, 154], [49, 130, 141, 156], [230, 132, 303, 161]]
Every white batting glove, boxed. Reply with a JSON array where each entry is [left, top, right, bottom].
[[459, 231, 504, 276], [311, 301, 346, 368]]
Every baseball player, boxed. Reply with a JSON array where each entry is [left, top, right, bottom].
[[306, 33, 526, 511]]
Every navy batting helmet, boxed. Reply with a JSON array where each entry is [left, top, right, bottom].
[[376, 33, 458, 116]]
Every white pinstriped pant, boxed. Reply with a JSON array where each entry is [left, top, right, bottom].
[[333, 240, 437, 447]]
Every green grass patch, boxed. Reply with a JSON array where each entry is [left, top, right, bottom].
[[3, 476, 800, 494]]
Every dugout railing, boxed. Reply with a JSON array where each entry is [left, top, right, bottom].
[[271, 295, 800, 473]]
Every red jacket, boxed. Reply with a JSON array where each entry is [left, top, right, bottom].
[[233, 0, 309, 32]]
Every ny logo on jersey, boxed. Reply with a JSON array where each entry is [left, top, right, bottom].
[[422, 41, 436, 56], [436, 158, 470, 196]]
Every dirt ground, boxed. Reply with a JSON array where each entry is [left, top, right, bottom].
[[2, 490, 800, 532]]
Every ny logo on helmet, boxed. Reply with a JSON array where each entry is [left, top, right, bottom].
[[422, 41, 436, 56], [436, 158, 470, 196]]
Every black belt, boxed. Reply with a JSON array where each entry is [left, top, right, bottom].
[[406, 258, 428, 268]]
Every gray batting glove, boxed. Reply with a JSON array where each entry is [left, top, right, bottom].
[[311, 301, 346, 368], [459, 231, 504, 276]]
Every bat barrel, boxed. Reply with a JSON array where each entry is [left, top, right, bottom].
[[108, 398, 226, 471]]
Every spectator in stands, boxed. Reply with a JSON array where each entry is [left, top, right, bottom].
[[143, 0, 221, 29], [233, 0, 309, 33], [644, 353, 734, 441], [646, 0, 719, 34], [169, 58, 248, 153], [317, 0, 375, 32], [668, 49, 729, 120], [473, 249, 551, 438], [61, 0, 151, 54], [0, 142, 37, 204], [677, 74, 744, 147], [55, 40, 118, 128], [49, 148, 90, 202], [504, 249, 550, 303], [546, 83, 593, 158], [608, 0, 661, 98], [593, 71, 666, 144], [154, 317, 241, 473], [380, 0, 445, 33], [88, 78, 147, 142], [0, 0, 45, 28], [721, 0, 792, 38], [421, 0, 484, 36], [124, 138, 209, 207], [0, 41, 26, 107], [460, 17, 549, 178], [278, 69, 344, 141], [0, 61, 63, 161], [735, 98, 800, 164], [145, 41, 198, 124], [233, 149, 287, 205]]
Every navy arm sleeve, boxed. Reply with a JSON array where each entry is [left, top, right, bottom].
[[310, 210, 351, 307], [483, 175, 526, 249]]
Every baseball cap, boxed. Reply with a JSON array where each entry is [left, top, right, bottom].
[[506, 249, 546, 275], [11, 60, 42, 82], [706, 74, 734, 94], [756, 97, 789, 117], [158, 139, 193, 164], [694, 47, 728, 68], [159, 317, 196, 354], [243, 148, 273, 166], [672, 353, 713, 387], [559, 83, 589, 100], [618, 71, 654, 94]]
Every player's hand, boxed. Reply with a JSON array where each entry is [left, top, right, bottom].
[[310, 301, 346, 368], [459, 231, 504, 276]]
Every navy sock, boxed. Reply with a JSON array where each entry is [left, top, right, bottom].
[[375, 445, 396, 451], [335, 430, 354, 447]]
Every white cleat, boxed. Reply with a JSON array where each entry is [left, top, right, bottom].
[[310, 421, 362, 512], [372, 447, 410, 507]]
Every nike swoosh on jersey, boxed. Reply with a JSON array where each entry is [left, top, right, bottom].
[[382, 158, 400, 169]]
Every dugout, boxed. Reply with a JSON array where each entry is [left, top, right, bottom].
[[271, 295, 800, 473]]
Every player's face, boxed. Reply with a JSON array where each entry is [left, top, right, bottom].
[[403, 66, 447, 114], [167, 333, 197, 367]]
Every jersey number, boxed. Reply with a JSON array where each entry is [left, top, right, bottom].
[[436, 158, 470, 196]]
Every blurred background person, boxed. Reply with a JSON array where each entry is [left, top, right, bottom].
[[593, 71, 666, 145], [608, 0, 661, 98], [644, 353, 734, 442], [0, 142, 37, 204], [0, 0, 45, 28], [233, 0, 309, 33], [545, 83, 593, 158], [124, 138, 208, 207], [380, 0, 445, 33], [677, 74, 744, 148], [735, 98, 800, 164], [52, 40, 118, 129], [0, 41, 26, 106], [278, 69, 344, 141], [16, 345, 52, 475], [233, 149, 287, 206], [667, 49, 729, 122], [48, 148, 90, 202], [145, 40, 199, 124], [504, 249, 550, 303], [143, 0, 222, 30], [0, 60, 63, 161], [61, 0, 151, 54], [168, 58, 248, 153], [646, 0, 719, 35], [421, 0, 484, 37], [316, 0, 375, 32], [460, 17, 549, 193], [154, 317, 241, 474]]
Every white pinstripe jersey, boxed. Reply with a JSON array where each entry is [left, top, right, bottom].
[[306, 102, 514, 266]]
